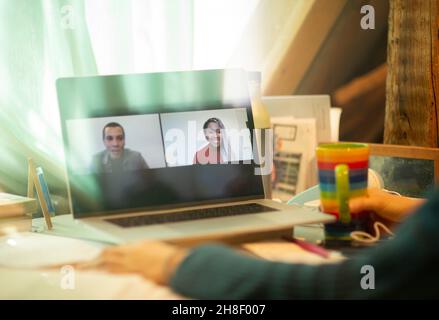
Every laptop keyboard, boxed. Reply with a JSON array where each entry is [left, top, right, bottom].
[[106, 203, 278, 228]]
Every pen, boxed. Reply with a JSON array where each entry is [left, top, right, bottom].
[[36, 167, 56, 217], [281, 236, 331, 259]]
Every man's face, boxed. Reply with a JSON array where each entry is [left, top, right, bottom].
[[103, 126, 125, 159], [204, 122, 221, 148]]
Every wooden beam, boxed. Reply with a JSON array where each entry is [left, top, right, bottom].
[[384, 0, 439, 147], [262, 0, 348, 95], [338, 77, 386, 143], [334, 63, 387, 106], [334, 63, 388, 143]]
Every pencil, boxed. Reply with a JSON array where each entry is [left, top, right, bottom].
[[281, 236, 330, 259]]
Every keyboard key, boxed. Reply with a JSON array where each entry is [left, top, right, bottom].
[[106, 203, 278, 228]]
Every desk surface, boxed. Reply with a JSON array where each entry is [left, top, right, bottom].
[[0, 231, 181, 299], [0, 221, 349, 299]]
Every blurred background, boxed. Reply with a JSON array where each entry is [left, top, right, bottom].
[[0, 0, 390, 199]]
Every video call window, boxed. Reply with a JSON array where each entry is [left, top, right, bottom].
[[160, 108, 254, 167], [66, 114, 166, 174], [65, 107, 253, 176]]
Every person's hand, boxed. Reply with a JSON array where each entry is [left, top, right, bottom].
[[78, 241, 188, 285], [349, 188, 425, 223]]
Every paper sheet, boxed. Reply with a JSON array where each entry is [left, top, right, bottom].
[[242, 241, 344, 265], [262, 95, 331, 143], [271, 117, 318, 199], [330, 107, 342, 142]]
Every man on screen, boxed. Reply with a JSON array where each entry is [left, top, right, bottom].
[[91, 122, 149, 173]]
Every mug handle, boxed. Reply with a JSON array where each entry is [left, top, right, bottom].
[[335, 164, 351, 224]]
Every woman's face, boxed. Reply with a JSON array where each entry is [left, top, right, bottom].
[[204, 122, 221, 147]]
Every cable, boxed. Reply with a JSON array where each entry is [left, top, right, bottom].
[[350, 188, 402, 244], [350, 221, 395, 244]]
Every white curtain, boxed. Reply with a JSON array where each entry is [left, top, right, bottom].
[[0, 0, 97, 195], [0, 0, 259, 195]]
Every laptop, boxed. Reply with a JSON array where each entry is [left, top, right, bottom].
[[56, 69, 334, 245]]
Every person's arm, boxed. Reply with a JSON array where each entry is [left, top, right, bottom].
[[139, 155, 149, 169], [96, 241, 189, 286], [171, 192, 439, 298], [92, 189, 438, 299], [131, 150, 149, 169]]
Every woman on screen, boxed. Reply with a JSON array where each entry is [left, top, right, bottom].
[[193, 117, 233, 165]]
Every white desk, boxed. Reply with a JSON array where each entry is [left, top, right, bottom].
[[0, 231, 183, 299], [0, 215, 343, 299]]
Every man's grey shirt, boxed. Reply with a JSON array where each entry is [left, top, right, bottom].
[[91, 148, 149, 173]]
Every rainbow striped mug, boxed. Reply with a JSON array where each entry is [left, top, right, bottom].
[[317, 143, 370, 242]]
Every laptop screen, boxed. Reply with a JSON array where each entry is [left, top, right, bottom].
[[56, 70, 265, 218]]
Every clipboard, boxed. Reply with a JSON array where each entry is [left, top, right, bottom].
[[27, 158, 53, 230]]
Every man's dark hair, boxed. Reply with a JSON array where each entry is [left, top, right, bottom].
[[203, 118, 225, 130], [102, 122, 125, 140]]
